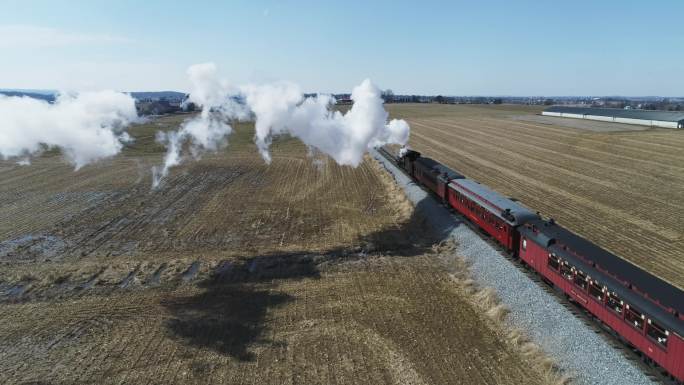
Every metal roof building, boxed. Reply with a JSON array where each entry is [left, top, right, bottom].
[[543, 106, 684, 128]]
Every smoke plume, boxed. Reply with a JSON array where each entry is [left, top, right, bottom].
[[153, 63, 410, 184], [151, 63, 247, 187], [242, 79, 410, 166], [0, 91, 137, 169]]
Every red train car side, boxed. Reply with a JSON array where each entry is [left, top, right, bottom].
[[447, 179, 538, 252], [519, 219, 684, 381]]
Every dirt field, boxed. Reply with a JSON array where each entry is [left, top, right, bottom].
[[387, 103, 684, 289], [0, 115, 551, 385]]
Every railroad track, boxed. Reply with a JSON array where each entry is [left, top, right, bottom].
[[376, 146, 674, 385]]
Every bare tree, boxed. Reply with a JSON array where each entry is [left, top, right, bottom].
[[381, 89, 394, 103]]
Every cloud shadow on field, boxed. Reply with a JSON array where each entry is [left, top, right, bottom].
[[162, 193, 452, 361], [161, 252, 320, 361], [163, 283, 291, 361]]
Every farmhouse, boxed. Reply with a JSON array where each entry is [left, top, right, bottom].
[[543, 106, 684, 128]]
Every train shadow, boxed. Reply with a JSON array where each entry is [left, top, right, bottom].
[[162, 196, 449, 361]]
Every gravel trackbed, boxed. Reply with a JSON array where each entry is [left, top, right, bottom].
[[372, 149, 655, 385]]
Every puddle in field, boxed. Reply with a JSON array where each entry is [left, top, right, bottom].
[[0, 234, 67, 261], [4, 284, 27, 298], [182, 261, 200, 282], [145, 263, 167, 285], [80, 268, 105, 290], [119, 266, 140, 288]]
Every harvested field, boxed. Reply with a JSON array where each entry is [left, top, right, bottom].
[[0, 114, 551, 385], [388, 103, 684, 289]]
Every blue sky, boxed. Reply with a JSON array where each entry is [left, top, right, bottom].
[[0, 0, 682, 95]]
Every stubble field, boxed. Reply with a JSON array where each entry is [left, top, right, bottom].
[[0, 114, 551, 385], [388, 103, 684, 289]]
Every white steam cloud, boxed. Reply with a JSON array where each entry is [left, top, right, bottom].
[[0, 91, 138, 169], [1, 63, 410, 187], [242, 79, 409, 166], [151, 63, 247, 187], [153, 62, 410, 185]]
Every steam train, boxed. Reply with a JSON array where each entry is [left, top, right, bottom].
[[388, 148, 684, 383]]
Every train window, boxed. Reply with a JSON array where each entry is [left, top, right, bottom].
[[588, 280, 602, 301], [547, 253, 560, 271], [625, 305, 645, 331], [607, 292, 623, 314], [646, 320, 668, 348], [573, 270, 588, 289], [560, 262, 573, 280]]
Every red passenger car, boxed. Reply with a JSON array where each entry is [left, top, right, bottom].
[[519, 219, 684, 381], [447, 179, 539, 252], [388, 146, 684, 382]]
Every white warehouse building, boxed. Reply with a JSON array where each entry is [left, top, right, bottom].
[[542, 106, 684, 129]]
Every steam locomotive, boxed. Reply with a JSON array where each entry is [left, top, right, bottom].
[[388, 148, 684, 383]]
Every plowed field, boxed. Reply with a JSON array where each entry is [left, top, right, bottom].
[[0, 114, 549, 385], [388, 103, 684, 289]]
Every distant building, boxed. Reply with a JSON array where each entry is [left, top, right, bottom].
[[542, 106, 684, 129]]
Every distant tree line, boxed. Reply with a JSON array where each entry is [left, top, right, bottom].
[[373, 91, 684, 111], [136, 95, 196, 116]]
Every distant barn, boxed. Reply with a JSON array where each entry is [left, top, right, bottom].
[[543, 106, 684, 129]]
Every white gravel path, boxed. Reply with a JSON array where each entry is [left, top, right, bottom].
[[372, 149, 655, 385]]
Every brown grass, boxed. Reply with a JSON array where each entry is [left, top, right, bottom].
[[437, 245, 573, 385]]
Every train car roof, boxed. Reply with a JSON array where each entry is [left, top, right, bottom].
[[522, 218, 684, 321], [449, 179, 539, 225]]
